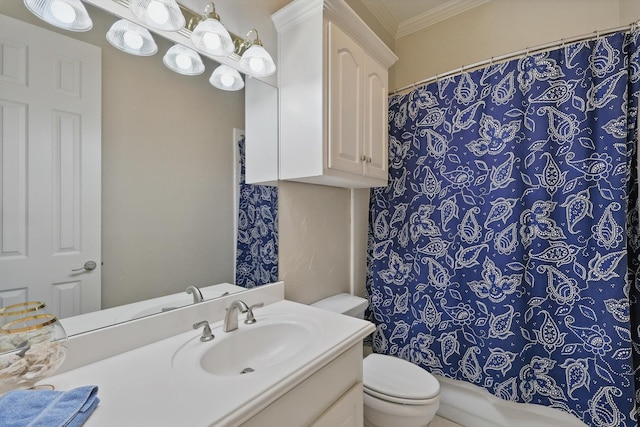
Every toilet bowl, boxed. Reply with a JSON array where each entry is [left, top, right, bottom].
[[363, 353, 440, 427], [311, 293, 440, 427]]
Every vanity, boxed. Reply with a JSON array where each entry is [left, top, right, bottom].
[[37, 283, 374, 426]]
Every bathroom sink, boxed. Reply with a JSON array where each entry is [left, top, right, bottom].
[[171, 315, 320, 377]]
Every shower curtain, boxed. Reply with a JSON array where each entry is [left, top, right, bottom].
[[235, 135, 278, 288], [367, 30, 640, 426]]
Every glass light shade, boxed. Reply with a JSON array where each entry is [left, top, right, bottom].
[[23, 0, 92, 32], [163, 44, 205, 76], [107, 19, 158, 56], [191, 18, 234, 57], [239, 44, 276, 77], [209, 65, 244, 91], [129, 0, 185, 32]]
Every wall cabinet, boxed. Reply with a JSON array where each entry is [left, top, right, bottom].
[[273, 0, 397, 188]]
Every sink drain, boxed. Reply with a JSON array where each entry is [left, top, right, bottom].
[[240, 367, 255, 374]]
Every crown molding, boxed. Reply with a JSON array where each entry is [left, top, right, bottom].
[[362, 0, 491, 40], [359, 0, 397, 40]]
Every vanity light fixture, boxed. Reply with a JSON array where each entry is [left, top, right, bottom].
[[107, 19, 158, 56], [185, 2, 275, 76], [163, 44, 205, 75], [209, 65, 244, 91], [129, 0, 185, 32], [237, 29, 276, 77], [189, 2, 234, 57], [23, 0, 93, 31]]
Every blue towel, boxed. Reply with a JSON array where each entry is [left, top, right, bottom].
[[0, 386, 99, 427]]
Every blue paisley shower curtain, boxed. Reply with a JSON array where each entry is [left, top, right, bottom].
[[367, 30, 640, 426], [235, 135, 278, 288]]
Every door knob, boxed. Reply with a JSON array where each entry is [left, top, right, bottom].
[[71, 261, 97, 272]]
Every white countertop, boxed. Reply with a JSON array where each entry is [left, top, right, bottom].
[[43, 300, 374, 427]]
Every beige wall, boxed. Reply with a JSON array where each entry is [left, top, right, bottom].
[[392, 0, 640, 91], [278, 182, 352, 303], [101, 34, 243, 307]]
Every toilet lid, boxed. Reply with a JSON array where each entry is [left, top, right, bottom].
[[363, 354, 440, 401]]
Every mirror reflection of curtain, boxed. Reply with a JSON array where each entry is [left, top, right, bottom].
[[235, 135, 278, 288], [368, 30, 640, 426]]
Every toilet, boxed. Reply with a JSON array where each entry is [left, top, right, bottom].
[[311, 294, 440, 427]]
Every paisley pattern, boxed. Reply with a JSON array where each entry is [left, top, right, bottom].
[[235, 136, 278, 288], [367, 31, 640, 426]]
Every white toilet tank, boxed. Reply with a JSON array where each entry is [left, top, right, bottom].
[[311, 293, 368, 319]]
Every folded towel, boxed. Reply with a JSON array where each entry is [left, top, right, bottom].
[[0, 385, 99, 427]]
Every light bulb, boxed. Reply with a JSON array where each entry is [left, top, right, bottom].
[[220, 74, 235, 87], [50, 0, 76, 24], [123, 31, 144, 50], [203, 32, 222, 51], [147, 0, 169, 25], [249, 57, 265, 73], [175, 53, 192, 70]]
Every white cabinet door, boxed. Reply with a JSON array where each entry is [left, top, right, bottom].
[[328, 22, 388, 182], [328, 22, 364, 176], [363, 55, 388, 180], [311, 383, 364, 427]]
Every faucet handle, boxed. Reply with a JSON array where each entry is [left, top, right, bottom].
[[193, 320, 214, 342], [244, 302, 264, 324]]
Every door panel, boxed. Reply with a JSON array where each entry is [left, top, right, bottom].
[[328, 22, 364, 175], [363, 56, 388, 180]]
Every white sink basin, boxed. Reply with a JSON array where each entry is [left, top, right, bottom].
[[171, 314, 321, 377]]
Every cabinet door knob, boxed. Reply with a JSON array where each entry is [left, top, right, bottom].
[[367, 157, 372, 163], [360, 155, 367, 162]]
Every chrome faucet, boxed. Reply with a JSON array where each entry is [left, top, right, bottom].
[[223, 300, 250, 332], [186, 285, 204, 304], [223, 300, 264, 332]]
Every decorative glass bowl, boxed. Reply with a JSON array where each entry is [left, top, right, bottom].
[[0, 303, 68, 394]]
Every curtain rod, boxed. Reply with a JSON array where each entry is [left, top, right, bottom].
[[390, 20, 640, 96]]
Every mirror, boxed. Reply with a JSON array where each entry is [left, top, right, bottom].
[[0, 2, 277, 335]]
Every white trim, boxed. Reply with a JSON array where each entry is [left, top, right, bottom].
[[358, 0, 397, 40], [397, 0, 491, 39], [361, 0, 491, 40]]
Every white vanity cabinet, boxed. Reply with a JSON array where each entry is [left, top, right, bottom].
[[240, 344, 364, 427], [273, 0, 398, 188]]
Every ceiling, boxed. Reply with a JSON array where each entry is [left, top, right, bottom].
[[362, 0, 490, 39]]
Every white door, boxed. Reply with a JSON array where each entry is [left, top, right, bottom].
[[0, 14, 101, 319]]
